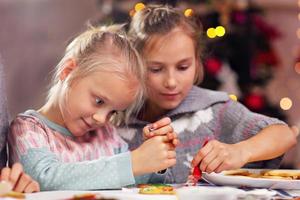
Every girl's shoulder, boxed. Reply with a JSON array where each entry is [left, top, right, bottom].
[[10, 110, 47, 133], [190, 86, 229, 102]]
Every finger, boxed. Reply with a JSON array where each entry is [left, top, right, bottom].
[[291, 126, 299, 137], [167, 150, 176, 159], [151, 117, 171, 130], [191, 142, 213, 167], [152, 125, 174, 136], [161, 135, 171, 143], [24, 180, 40, 193], [0, 167, 11, 182], [215, 162, 226, 173], [143, 125, 154, 138], [165, 142, 176, 150], [173, 138, 180, 146], [205, 156, 223, 173], [9, 163, 23, 188], [167, 132, 174, 140], [215, 160, 229, 173], [199, 149, 219, 172], [13, 173, 31, 192], [165, 158, 176, 167]]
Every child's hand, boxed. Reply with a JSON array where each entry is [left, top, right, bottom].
[[143, 117, 179, 146], [191, 140, 249, 174], [290, 125, 299, 137], [131, 135, 176, 175], [0, 163, 40, 193]]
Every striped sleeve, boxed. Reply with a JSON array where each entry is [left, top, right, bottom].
[[8, 116, 50, 162], [214, 100, 285, 143], [213, 100, 286, 168], [8, 116, 135, 191]]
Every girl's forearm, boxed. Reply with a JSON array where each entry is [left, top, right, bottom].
[[236, 125, 297, 163]]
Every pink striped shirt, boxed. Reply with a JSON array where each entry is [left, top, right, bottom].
[[9, 110, 128, 164]]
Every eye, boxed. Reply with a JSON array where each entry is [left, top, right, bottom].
[[95, 97, 104, 105], [148, 66, 162, 73], [177, 64, 189, 71]]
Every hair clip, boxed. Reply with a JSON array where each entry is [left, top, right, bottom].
[[135, 2, 146, 12], [184, 8, 194, 17]]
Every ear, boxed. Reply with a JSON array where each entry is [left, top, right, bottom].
[[60, 58, 77, 81]]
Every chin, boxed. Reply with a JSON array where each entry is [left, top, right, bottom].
[[160, 102, 181, 110], [69, 127, 85, 137]]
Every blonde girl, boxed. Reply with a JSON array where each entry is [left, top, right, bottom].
[[120, 4, 298, 184], [8, 24, 176, 190]]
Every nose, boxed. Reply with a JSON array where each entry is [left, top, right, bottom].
[[164, 71, 177, 89], [92, 111, 108, 125]]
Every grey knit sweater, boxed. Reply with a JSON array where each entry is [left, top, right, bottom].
[[0, 56, 8, 168], [118, 86, 286, 184]]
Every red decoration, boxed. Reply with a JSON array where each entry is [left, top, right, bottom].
[[244, 94, 265, 111], [252, 15, 281, 40], [254, 51, 279, 67], [205, 57, 222, 76], [192, 166, 201, 180], [232, 11, 247, 24], [192, 139, 209, 179]]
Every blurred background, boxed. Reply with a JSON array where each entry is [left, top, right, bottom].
[[0, 0, 299, 167]]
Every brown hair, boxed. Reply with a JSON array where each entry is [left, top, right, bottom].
[[129, 4, 204, 84]]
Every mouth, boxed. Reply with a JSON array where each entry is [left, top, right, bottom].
[[160, 93, 180, 100], [81, 118, 92, 129], [161, 93, 179, 97]]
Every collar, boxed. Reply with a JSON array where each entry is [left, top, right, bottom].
[[20, 109, 74, 137]]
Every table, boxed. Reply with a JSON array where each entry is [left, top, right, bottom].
[[26, 190, 176, 200], [24, 185, 300, 200]]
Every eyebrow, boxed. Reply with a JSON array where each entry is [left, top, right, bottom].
[[147, 57, 193, 65], [177, 57, 193, 64], [147, 61, 163, 65]]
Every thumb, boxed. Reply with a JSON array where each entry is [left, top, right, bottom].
[[290, 126, 299, 137]]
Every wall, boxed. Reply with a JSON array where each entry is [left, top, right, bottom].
[[0, 0, 100, 117]]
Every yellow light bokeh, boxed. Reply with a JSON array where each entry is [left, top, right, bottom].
[[215, 26, 226, 37], [295, 62, 300, 74], [280, 97, 293, 110], [229, 94, 238, 101], [184, 8, 193, 17], [134, 2, 145, 12], [207, 28, 216, 39]]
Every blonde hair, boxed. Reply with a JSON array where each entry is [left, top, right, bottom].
[[47, 24, 145, 124], [129, 4, 204, 84]]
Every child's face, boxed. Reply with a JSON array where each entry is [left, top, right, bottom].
[[61, 71, 137, 137], [144, 28, 197, 112]]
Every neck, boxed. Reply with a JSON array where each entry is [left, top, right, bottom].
[[38, 100, 64, 126], [140, 101, 168, 122]]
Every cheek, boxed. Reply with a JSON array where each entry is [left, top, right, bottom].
[[146, 75, 162, 89], [67, 97, 93, 117], [182, 76, 195, 91], [146, 82, 160, 97], [186, 66, 197, 83]]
